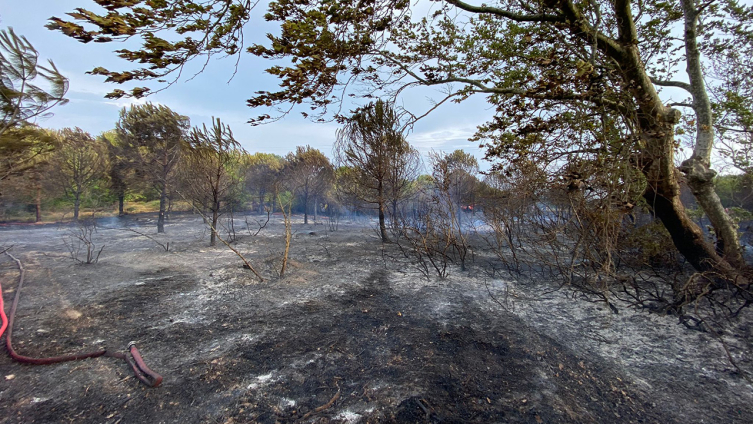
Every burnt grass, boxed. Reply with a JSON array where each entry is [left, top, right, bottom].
[[0, 214, 751, 423]]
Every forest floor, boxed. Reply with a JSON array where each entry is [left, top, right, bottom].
[[0, 213, 751, 424]]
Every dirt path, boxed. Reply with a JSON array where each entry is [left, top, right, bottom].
[[0, 215, 751, 423]]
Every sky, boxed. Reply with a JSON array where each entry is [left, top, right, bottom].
[[0, 0, 497, 170]]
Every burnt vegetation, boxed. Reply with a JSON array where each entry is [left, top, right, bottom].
[[1, 0, 753, 421]]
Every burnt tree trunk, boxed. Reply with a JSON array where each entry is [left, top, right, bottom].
[[210, 201, 219, 247], [378, 179, 389, 242]]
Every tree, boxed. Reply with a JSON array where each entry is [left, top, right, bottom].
[[48, 128, 107, 221], [435, 150, 480, 218], [116, 103, 188, 233], [335, 100, 419, 241], [99, 130, 131, 216], [385, 137, 421, 225], [245, 152, 284, 214], [283, 145, 333, 225], [49, 1, 753, 283], [0, 124, 54, 182], [0, 27, 66, 185], [1, 27, 68, 137], [181, 118, 244, 247]]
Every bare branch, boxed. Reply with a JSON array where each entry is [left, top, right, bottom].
[[650, 77, 693, 93]]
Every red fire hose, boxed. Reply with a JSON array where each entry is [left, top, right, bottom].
[[1, 250, 162, 387]]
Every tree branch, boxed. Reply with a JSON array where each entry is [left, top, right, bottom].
[[380, 52, 629, 115], [443, 0, 564, 22], [650, 77, 692, 93]]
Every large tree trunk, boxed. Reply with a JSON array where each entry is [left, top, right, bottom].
[[678, 0, 744, 267], [585, 2, 747, 291], [632, 71, 742, 292], [638, 111, 724, 274]]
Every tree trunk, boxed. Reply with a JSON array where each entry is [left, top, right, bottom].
[[303, 189, 309, 225], [636, 97, 742, 292], [158, 184, 166, 233], [35, 184, 41, 223], [73, 193, 81, 221], [377, 180, 389, 242], [210, 202, 219, 247], [313, 196, 318, 223], [594, 3, 746, 288], [118, 194, 125, 216], [279, 195, 291, 278], [679, 0, 744, 267]]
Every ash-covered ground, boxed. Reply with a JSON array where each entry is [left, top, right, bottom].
[[0, 213, 751, 423]]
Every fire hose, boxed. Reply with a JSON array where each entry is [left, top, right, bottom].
[[0, 250, 162, 387]]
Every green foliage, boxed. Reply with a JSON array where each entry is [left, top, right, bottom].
[[47, 127, 108, 219], [335, 99, 419, 207], [282, 145, 334, 221], [181, 117, 245, 211], [0, 27, 68, 136], [115, 102, 189, 191], [47, 1, 252, 98], [0, 124, 55, 180], [246, 151, 284, 212]]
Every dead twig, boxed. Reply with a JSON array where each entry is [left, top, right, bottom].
[[246, 209, 270, 237], [301, 387, 341, 420]]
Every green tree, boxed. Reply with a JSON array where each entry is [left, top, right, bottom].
[[245, 152, 284, 213], [116, 103, 189, 233], [99, 130, 132, 216], [335, 100, 419, 241], [48, 128, 107, 221], [48, 1, 753, 284], [0, 124, 54, 182], [436, 150, 479, 215], [283, 145, 333, 225], [181, 118, 244, 246]]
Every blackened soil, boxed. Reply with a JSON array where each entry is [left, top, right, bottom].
[[0, 215, 750, 423]]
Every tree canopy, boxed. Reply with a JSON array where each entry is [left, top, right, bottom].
[[116, 102, 190, 232]]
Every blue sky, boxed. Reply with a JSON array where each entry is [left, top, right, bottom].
[[0, 0, 497, 170]]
